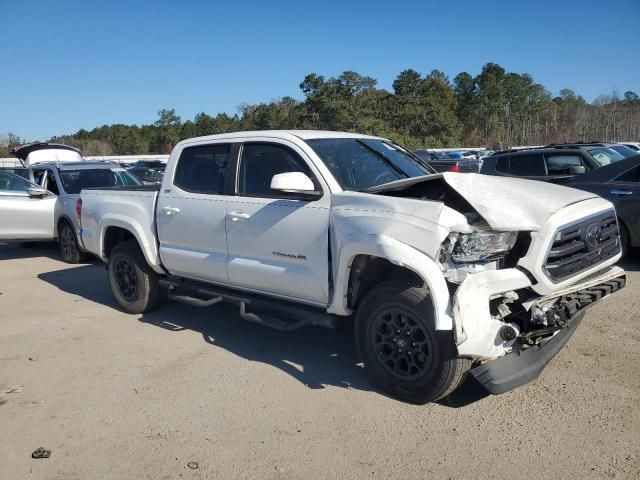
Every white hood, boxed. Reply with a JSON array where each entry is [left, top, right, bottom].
[[367, 173, 599, 231]]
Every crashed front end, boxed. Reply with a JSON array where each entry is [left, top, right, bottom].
[[441, 199, 625, 394]]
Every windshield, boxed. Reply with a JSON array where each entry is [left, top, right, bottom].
[[305, 138, 434, 191], [588, 147, 626, 166], [610, 145, 638, 159], [59, 168, 141, 194]]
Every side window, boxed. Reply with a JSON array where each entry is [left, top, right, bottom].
[[615, 166, 640, 183], [509, 154, 546, 176], [545, 155, 587, 175], [0, 171, 38, 195], [174, 144, 231, 194], [238, 143, 319, 197], [495, 156, 509, 173]]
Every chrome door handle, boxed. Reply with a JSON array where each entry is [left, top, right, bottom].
[[162, 206, 181, 215], [227, 211, 251, 221], [611, 190, 632, 196]]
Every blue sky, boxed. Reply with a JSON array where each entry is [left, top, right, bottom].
[[1, 0, 639, 141]]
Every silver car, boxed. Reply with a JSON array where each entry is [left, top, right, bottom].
[[0, 162, 141, 262]]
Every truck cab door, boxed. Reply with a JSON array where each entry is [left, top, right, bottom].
[[156, 143, 237, 284], [0, 170, 56, 241], [225, 141, 330, 305]]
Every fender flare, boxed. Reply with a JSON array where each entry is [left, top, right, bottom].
[[327, 233, 453, 331], [98, 215, 163, 273]]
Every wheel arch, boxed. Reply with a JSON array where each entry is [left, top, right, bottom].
[[98, 218, 162, 273], [328, 234, 453, 331]]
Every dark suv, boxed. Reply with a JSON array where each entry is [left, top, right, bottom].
[[480, 142, 637, 181]]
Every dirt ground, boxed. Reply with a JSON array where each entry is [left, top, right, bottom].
[[0, 243, 638, 479]]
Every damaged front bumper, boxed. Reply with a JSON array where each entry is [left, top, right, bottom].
[[453, 265, 626, 394]]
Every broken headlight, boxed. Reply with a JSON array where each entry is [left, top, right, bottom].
[[447, 231, 518, 263]]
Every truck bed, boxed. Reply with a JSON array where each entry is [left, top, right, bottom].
[[80, 186, 162, 271]]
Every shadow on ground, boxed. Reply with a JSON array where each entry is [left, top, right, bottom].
[[0, 242, 63, 261], [38, 264, 489, 407]]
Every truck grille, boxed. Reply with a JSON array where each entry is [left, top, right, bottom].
[[544, 210, 620, 281]]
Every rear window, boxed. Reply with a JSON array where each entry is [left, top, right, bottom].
[[509, 154, 546, 176], [59, 168, 141, 194], [174, 144, 231, 194]]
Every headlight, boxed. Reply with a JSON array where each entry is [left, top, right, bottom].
[[447, 231, 518, 263]]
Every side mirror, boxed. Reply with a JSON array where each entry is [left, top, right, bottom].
[[270, 172, 321, 199], [26, 187, 50, 198], [568, 165, 586, 175]]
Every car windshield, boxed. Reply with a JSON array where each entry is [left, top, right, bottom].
[[588, 147, 626, 166], [305, 138, 434, 191], [610, 145, 638, 159], [59, 168, 141, 194]]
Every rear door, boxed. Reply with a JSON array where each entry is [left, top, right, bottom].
[[607, 166, 640, 242], [156, 142, 237, 283], [225, 141, 331, 305], [0, 171, 56, 240]]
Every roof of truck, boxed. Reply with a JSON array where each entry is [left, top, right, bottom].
[[178, 130, 384, 145]]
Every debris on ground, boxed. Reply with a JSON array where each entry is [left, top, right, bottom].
[[31, 447, 51, 459], [187, 462, 198, 469], [1, 385, 24, 395]]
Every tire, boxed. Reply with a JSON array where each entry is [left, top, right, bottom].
[[355, 281, 471, 404], [58, 220, 89, 264], [108, 240, 161, 314]]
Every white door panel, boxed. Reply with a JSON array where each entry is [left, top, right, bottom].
[[226, 198, 330, 304], [0, 194, 56, 240], [157, 193, 229, 282]]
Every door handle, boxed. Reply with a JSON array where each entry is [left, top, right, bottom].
[[227, 211, 251, 221], [611, 190, 632, 196], [162, 206, 181, 215]]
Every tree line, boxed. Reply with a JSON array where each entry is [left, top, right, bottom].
[[2, 62, 639, 156]]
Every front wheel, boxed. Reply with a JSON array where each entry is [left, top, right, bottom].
[[355, 281, 470, 404], [108, 240, 161, 314]]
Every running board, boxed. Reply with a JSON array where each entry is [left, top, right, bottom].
[[159, 278, 336, 331]]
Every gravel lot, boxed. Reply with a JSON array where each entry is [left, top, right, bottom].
[[1, 243, 639, 479]]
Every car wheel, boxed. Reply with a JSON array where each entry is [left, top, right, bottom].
[[108, 240, 160, 314], [355, 281, 470, 404], [58, 220, 88, 264]]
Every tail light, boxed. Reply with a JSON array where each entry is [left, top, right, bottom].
[[448, 164, 461, 172], [75, 198, 82, 220]]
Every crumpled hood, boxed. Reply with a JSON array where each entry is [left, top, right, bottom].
[[368, 173, 600, 231]]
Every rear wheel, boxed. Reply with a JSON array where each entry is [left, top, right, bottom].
[[58, 220, 88, 264], [355, 281, 470, 404], [108, 240, 160, 314]]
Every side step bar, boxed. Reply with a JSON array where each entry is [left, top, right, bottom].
[[159, 278, 337, 331]]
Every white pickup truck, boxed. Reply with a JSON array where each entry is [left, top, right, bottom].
[[79, 130, 626, 403]]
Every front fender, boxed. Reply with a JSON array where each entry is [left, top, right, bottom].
[[98, 214, 163, 273], [328, 233, 453, 331]]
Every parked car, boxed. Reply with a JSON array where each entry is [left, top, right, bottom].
[[75, 130, 625, 403], [562, 155, 640, 254], [127, 166, 164, 184], [414, 150, 481, 172], [480, 142, 637, 182], [1, 143, 141, 262], [127, 160, 166, 184]]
